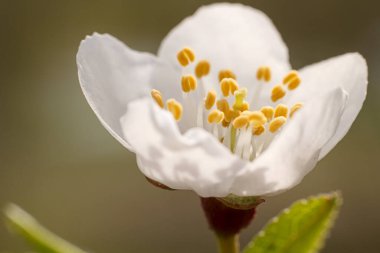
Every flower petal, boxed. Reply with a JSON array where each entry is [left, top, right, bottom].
[[121, 88, 346, 197], [158, 3, 290, 89], [288, 53, 368, 158], [230, 88, 348, 196], [77, 33, 159, 149], [121, 98, 247, 197]]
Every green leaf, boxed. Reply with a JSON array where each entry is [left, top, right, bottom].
[[4, 204, 87, 253], [243, 192, 342, 253]]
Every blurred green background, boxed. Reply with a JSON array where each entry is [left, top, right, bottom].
[[0, 0, 379, 252]]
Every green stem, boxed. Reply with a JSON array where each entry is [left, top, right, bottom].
[[4, 204, 87, 253], [216, 233, 240, 253]]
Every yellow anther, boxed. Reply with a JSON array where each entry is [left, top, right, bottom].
[[288, 76, 301, 90], [216, 99, 230, 114], [252, 124, 265, 136], [166, 99, 183, 121], [195, 60, 211, 78], [220, 78, 231, 97], [226, 109, 241, 122], [269, 116, 287, 133], [222, 119, 230, 128], [233, 88, 249, 111], [264, 67, 271, 82], [256, 66, 271, 82], [151, 89, 164, 108], [290, 103, 303, 118], [260, 106, 274, 121], [283, 70, 298, 84], [232, 115, 249, 129], [208, 110, 224, 124], [256, 67, 264, 80], [204, 90, 217, 110], [230, 79, 239, 94], [238, 102, 249, 112], [218, 69, 236, 82], [274, 104, 289, 118], [271, 84, 286, 102], [242, 111, 267, 125], [283, 70, 301, 90], [181, 75, 197, 93], [177, 47, 195, 67]]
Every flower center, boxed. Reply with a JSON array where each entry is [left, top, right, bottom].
[[151, 47, 303, 161]]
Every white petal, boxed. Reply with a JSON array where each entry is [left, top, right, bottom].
[[288, 53, 368, 158], [121, 98, 247, 197], [158, 3, 290, 89], [121, 88, 346, 197], [77, 33, 159, 149], [230, 88, 348, 196]]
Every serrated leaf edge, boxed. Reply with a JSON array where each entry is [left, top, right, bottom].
[[243, 192, 342, 253]]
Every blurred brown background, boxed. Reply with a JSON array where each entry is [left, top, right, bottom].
[[0, 0, 379, 252]]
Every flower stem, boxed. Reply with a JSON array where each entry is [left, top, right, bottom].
[[216, 233, 240, 253]]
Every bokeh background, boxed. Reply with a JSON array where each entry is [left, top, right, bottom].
[[1, 0, 379, 252]]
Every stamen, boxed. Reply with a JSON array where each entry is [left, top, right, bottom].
[[264, 67, 271, 82], [256, 67, 264, 80], [151, 89, 164, 108], [242, 111, 267, 125], [157, 48, 305, 159], [269, 116, 287, 133], [283, 70, 301, 90], [232, 115, 249, 129], [290, 103, 303, 118], [204, 90, 217, 110], [229, 79, 239, 95], [233, 88, 249, 111], [208, 110, 224, 124], [195, 60, 211, 78], [226, 109, 241, 123], [177, 47, 195, 67], [252, 124, 265, 136], [271, 84, 286, 102], [181, 75, 197, 93], [221, 119, 230, 128], [220, 78, 239, 96], [274, 104, 289, 118], [256, 66, 271, 82], [218, 69, 236, 82], [220, 78, 231, 97], [166, 99, 183, 121], [216, 99, 230, 114], [288, 77, 301, 90], [283, 70, 298, 84], [260, 106, 274, 121]]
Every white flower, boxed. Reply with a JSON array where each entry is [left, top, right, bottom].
[[77, 3, 367, 198]]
